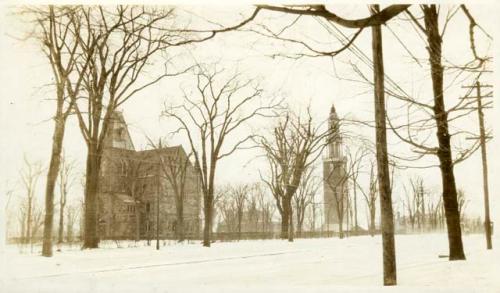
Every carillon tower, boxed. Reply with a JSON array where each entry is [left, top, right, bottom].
[[323, 104, 348, 231]]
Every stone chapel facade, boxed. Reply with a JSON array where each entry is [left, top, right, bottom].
[[97, 111, 202, 240]]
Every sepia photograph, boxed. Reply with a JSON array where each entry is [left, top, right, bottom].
[[0, 1, 498, 292]]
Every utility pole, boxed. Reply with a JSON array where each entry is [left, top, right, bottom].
[[371, 4, 397, 286], [462, 81, 493, 250]]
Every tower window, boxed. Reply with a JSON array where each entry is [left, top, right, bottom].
[[116, 127, 125, 141]]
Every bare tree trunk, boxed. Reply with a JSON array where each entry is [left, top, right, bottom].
[[371, 5, 397, 285], [346, 195, 350, 238], [42, 113, 66, 256], [66, 221, 72, 243], [237, 212, 242, 241], [176, 204, 184, 242], [288, 203, 294, 242], [156, 173, 160, 250], [203, 195, 213, 247], [339, 217, 344, 239], [58, 200, 65, 244], [66, 208, 74, 243], [20, 217, 26, 244], [26, 198, 32, 245], [370, 204, 376, 236], [423, 5, 465, 261], [135, 203, 140, 242], [280, 211, 288, 239], [296, 209, 302, 238], [83, 146, 100, 248], [353, 182, 358, 231], [281, 198, 290, 239]]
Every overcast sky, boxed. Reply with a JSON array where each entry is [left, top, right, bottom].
[[1, 1, 499, 227]]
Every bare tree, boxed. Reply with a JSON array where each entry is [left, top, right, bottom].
[[24, 6, 91, 257], [293, 165, 320, 237], [213, 184, 230, 233], [58, 6, 198, 249], [24, 4, 269, 253], [119, 157, 146, 242], [156, 146, 192, 242], [408, 177, 425, 231], [65, 203, 80, 243], [385, 5, 491, 260], [163, 64, 279, 247], [428, 196, 439, 231], [245, 4, 407, 283], [17, 202, 27, 245], [324, 162, 349, 239], [358, 161, 378, 236], [402, 183, 417, 231], [260, 109, 332, 241], [30, 200, 45, 251], [2, 181, 15, 250], [56, 153, 76, 244], [306, 201, 320, 233], [20, 157, 44, 246], [457, 189, 468, 220], [216, 187, 237, 234], [400, 177, 421, 232], [246, 186, 260, 233], [231, 184, 249, 240], [255, 183, 275, 233], [345, 145, 370, 231], [144, 140, 195, 242]]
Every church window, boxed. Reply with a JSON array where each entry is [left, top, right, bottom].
[[116, 127, 125, 142]]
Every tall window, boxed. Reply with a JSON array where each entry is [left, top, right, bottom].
[[116, 127, 125, 142]]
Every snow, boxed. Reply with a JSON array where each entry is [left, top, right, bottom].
[[1, 234, 499, 293]]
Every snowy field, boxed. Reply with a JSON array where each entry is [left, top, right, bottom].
[[1, 234, 499, 293]]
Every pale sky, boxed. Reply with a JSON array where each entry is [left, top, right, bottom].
[[1, 1, 499, 228]]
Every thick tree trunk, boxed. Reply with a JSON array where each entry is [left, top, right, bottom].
[[423, 5, 465, 261], [280, 198, 290, 239], [203, 195, 213, 247], [370, 205, 376, 236], [176, 204, 184, 242], [371, 5, 397, 285], [83, 146, 100, 249], [42, 115, 66, 256], [338, 218, 344, 239], [280, 213, 288, 239]]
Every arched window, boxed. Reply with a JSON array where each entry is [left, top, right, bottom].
[[119, 160, 128, 176]]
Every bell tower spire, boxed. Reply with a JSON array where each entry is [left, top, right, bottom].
[[327, 103, 342, 160], [323, 103, 347, 232]]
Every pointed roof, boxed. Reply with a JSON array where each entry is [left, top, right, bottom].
[[330, 103, 336, 114]]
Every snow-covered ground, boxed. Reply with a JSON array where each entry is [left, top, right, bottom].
[[1, 234, 499, 292]]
